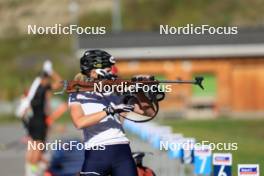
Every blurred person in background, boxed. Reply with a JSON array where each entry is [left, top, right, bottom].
[[17, 60, 62, 176]]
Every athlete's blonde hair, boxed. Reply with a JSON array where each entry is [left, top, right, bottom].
[[74, 73, 87, 81]]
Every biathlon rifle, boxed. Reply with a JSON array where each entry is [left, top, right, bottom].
[[54, 76, 204, 95]]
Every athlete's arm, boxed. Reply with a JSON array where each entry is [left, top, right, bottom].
[[50, 71, 62, 90], [46, 103, 68, 126], [45, 90, 52, 115], [69, 103, 107, 129]]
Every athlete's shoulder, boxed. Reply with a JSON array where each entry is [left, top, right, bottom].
[[68, 92, 104, 105]]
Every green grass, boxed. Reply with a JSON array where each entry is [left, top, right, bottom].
[[122, 0, 264, 31], [77, 0, 264, 32], [161, 118, 264, 175], [0, 114, 20, 124], [79, 11, 112, 29]]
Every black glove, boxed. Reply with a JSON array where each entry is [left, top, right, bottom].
[[103, 102, 134, 115]]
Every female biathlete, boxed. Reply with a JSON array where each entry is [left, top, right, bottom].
[[68, 49, 140, 176]]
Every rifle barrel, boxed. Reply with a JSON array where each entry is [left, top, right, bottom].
[[54, 76, 204, 95], [159, 80, 196, 84]]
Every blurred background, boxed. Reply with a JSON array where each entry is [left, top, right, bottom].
[[0, 0, 264, 175]]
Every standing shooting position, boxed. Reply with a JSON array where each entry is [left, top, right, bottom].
[[68, 49, 165, 176]]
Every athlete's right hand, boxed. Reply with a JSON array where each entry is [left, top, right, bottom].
[[104, 102, 134, 115]]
